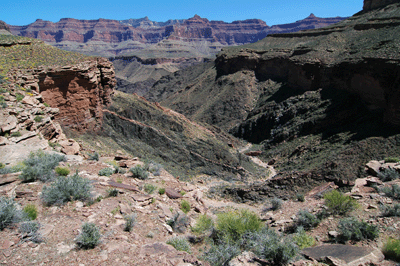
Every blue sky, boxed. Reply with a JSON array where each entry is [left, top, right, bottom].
[[3, 0, 362, 26]]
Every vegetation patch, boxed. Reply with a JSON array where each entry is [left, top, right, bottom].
[[180, 200, 191, 214], [337, 217, 379, 242], [378, 167, 400, 182], [383, 238, 400, 262], [124, 214, 136, 232], [191, 214, 214, 235], [20, 150, 65, 182], [380, 184, 400, 200], [129, 165, 149, 180], [23, 204, 38, 220], [323, 190, 358, 215], [41, 172, 92, 206], [19, 221, 42, 243], [75, 222, 101, 249], [55, 166, 70, 176], [143, 184, 157, 194], [0, 197, 24, 230], [295, 210, 320, 230], [380, 203, 400, 217], [166, 237, 191, 253]]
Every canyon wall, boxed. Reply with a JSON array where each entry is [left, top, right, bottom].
[[363, 0, 400, 10], [8, 57, 116, 132]]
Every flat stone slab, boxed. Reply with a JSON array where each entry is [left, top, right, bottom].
[[165, 188, 182, 199], [107, 180, 139, 192], [302, 244, 384, 266], [140, 242, 176, 255], [131, 194, 153, 202]]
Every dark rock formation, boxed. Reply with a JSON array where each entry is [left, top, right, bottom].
[[363, 0, 400, 11]]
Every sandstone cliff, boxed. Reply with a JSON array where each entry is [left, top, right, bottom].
[[8, 15, 347, 57], [8, 57, 116, 132]]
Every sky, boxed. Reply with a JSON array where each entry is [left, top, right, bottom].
[[3, 0, 362, 26]]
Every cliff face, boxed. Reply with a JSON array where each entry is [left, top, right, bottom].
[[8, 57, 116, 132], [8, 15, 347, 57], [363, 0, 400, 10]]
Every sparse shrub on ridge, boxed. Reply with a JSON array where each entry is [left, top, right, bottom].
[[337, 217, 379, 242], [383, 238, 400, 262], [166, 237, 191, 253], [20, 150, 65, 182], [41, 172, 92, 206], [19, 221, 42, 243], [158, 188, 165, 195], [385, 157, 400, 163], [191, 214, 214, 235], [380, 203, 400, 217], [0, 196, 24, 230], [55, 166, 70, 176], [296, 193, 305, 202], [23, 204, 38, 220], [143, 183, 157, 194], [380, 184, 400, 200], [323, 190, 358, 215], [293, 226, 316, 249], [98, 167, 114, 177], [180, 200, 190, 214], [87, 152, 99, 161], [75, 222, 101, 249], [129, 165, 148, 180], [295, 209, 320, 230], [107, 188, 119, 197], [201, 242, 241, 266], [124, 214, 136, 232], [378, 167, 400, 182], [271, 197, 283, 211]]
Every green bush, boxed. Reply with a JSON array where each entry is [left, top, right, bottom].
[[148, 161, 163, 176], [323, 190, 358, 215], [34, 115, 43, 123], [0, 197, 24, 230], [385, 157, 400, 163], [166, 237, 191, 253], [107, 188, 119, 197], [383, 238, 400, 262], [202, 242, 240, 266], [55, 166, 70, 176], [215, 209, 263, 243], [88, 152, 99, 161], [129, 165, 148, 180], [293, 227, 316, 249], [158, 188, 165, 195], [124, 214, 136, 232], [240, 227, 298, 265], [191, 214, 214, 235], [98, 167, 114, 177], [75, 222, 101, 249], [296, 193, 305, 202], [41, 172, 92, 206], [23, 204, 38, 220], [180, 200, 191, 214], [43, 102, 49, 107], [271, 197, 283, 211], [10, 131, 22, 137], [144, 183, 157, 194], [378, 167, 400, 182], [20, 150, 65, 182], [337, 217, 379, 242], [16, 93, 24, 101], [295, 210, 320, 230], [19, 221, 42, 243], [380, 184, 400, 200], [380, 203, 400, 217]]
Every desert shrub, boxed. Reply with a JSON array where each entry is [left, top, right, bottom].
[[88, 152, 99, 161], [144, 183, 157, 194], [55, 166, 70, 176], [241, 226, 298, 265], [75, 222, 101, 249], [43, 102, 49, 107], [383, 238, 400, 262], [20, 150, 65, 182], [41, 172, 92, 206], [191, 214, 214, 235], [148, 161, 163, 176], [378, 167, 400, 182], [124, 214, 136, 232], [129, 165, 148, 180], [337, 217, 379, 242], [107, 188, 119, 197], [293, 226, 316, 249], [23, 204, 38, 220], [271, 197, 283, 211], [201, 241, 240, 266], [323, 190, 358, 215], [296, 193, 305, 202], [106, 160, 126, 174], [166, 237, 191, 253], [16, 93, 24, 101], [158, 188, 165, 195], [295, 210, 320, 230], [10, 131, 22, 137], [215, 209, 263, 243], [34, 115, 43, 123], [385, 157, 400, 163], [0, 197, 24, 230], [19, 221, 42, 243], [98, 167, 114, 177], [380, 203, 400, 217], [380, 184, 400, 200], [180, 200, 191, 214]]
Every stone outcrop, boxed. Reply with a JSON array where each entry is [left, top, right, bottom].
[[7, 15, 346, 57], [8, 57, 116, 132]]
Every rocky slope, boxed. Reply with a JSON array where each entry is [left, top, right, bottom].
[[8, 14, 346, 57], [144, 0, 400, 185]]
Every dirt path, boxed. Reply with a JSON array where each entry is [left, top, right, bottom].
[[238, 143, 276, 178]]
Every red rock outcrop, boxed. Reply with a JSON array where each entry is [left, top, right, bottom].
[[8, 57, 116, 132]]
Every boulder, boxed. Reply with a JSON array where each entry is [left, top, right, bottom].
[[59, 139, 80, 155], [302, 244, 384, 266], [365, 160, 381, 176], [165, 188, 182, 199]]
